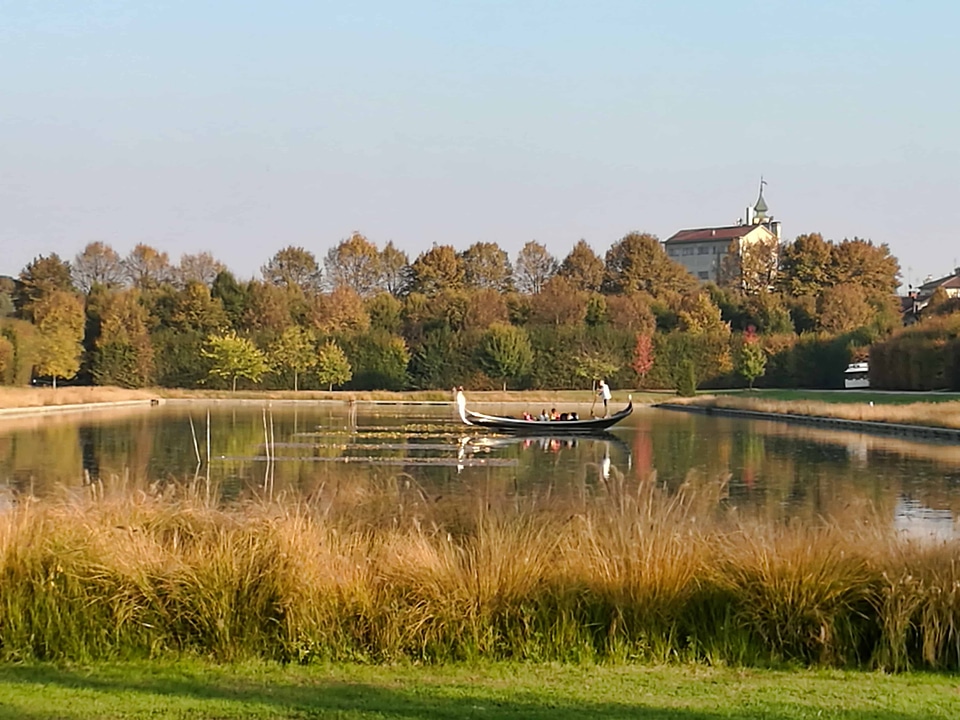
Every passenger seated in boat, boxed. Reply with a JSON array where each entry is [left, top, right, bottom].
[[569, 412, 579, 421], [549, 408, 559, 420], [559, 412, 569, 421], [522, 412, 533, 421], [539, 409, 548, 421]]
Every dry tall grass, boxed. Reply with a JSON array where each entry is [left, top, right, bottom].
[[0, 480, 958, 669], [675, 395, 960, 430]]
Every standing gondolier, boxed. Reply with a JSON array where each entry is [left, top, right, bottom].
[[597, 379, 612, 418]]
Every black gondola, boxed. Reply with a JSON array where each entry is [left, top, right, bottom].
[[456, 392, 633, 433]]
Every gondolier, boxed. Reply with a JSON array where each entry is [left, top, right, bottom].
[[597, 379, 612, 418]]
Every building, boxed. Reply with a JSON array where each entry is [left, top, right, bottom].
[[664, 182, 781, 284], [916, 269, 960, 301]]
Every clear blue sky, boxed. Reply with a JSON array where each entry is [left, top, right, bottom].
[[2, 0, 958, 287]]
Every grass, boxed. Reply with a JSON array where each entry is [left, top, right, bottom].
[[671, 392, 960, 430], [717, 389, 960, 405], [0, 660, 958, 719], [2, 481, 960, 671], [0, 385, 670, 411]]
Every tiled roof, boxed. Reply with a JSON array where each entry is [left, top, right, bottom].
[[664, 224, 759, 244], [918, 274, 960, 293]]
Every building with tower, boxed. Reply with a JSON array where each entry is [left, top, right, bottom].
[[664, 181, 781, 286]]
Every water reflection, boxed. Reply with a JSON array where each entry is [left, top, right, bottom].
[[0, 403, 959, 532]]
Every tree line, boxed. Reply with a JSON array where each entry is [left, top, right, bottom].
[[0, 229, 910, 393]]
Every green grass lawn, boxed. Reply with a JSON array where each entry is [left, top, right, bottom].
[[714, 388, 960, 405], [0, 661, 957, 719]]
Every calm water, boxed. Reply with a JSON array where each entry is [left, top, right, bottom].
[[2, 401, 959, 532]]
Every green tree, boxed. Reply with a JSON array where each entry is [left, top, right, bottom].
[[324, 232, 382, 296], [410, 245, 465, 295], [735, 327, 767, 389], [269, 325, 317, 391], [529, 275, 587, 326], [33, 290, 85, 388], [777, 233, 833, 297], [316, 340, 352, 391], [201, 331, 268, 391], [558, 239, 605, 292], [478, 322, 533, 390], [261, 246, 322, 291], [211, 270, 248, 328], [365, 292, 404, 333], [15, 254, 74, 320], [461, 241, 514, 291], [514, 240, 557, 294]]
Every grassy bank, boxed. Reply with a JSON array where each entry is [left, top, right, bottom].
[[2, 484, 959, 672], [674, 393, 960, 430], [0, 660, 957, 719], [0, 385, 668, 410]]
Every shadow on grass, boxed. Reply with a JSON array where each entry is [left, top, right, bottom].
[[0, 664, 948, 720]]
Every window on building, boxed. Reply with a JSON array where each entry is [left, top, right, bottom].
[[698, 271, 710, 280], [683, 247, 694, 256], [667, 247, 677, 257], [698, 246, 710, 255]]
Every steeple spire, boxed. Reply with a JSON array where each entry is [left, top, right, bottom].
[[753, 176, 769, 221]]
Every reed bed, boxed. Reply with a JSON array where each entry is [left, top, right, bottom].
[[0, 479, 958, 670]]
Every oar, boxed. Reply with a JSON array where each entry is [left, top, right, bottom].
[[589, 380, 597, 418]]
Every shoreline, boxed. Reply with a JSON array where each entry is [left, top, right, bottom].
[[658, 401, 960, 441]]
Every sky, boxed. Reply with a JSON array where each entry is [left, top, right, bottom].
[[2, 0, 958, 288]]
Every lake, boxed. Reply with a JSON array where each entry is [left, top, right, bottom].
[[1, 400, 959, 534]]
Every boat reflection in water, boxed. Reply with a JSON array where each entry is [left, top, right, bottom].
[[457, 432, 631, 479]]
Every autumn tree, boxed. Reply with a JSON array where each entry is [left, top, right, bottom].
[[201, 331, 268, 391], [269, 325, 317, 391], [528, 275, 587, 326], [378, 241, 410, 296], [175, 251, 225, 288], [514, 241, 557, 294], [735, 326, 767, 389], [316, 340, 352, 391], [603, 232, 696, 297], [606, 293, 656, 334], [310, 287, 371, 335], [124, 244, 172, 290], [558, 239, 604, 292], [631, 333, 655, 383], [261, 246, 322, 292], [409, 245, 465, 295], [830, 237, 901, 296], [464, 288, 510, 330], [818, 284, 875, 333], [93, 289, 154, 387], [73, 242, 125, 292], [461, 241, 513, 291], [477, 322, 533, 390], [33, 290, 85, 388], [15, 254, 74, 320], [777, 233, 833, 297], [241, 281, 294, 334], [324, 232, 382, 296], [719, 236, 779, 294]]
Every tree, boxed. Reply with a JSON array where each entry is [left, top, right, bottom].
[[261, 246, 322, 291], [378, 241, 411, 296], [528, 275, 587, 326], [735, 326, 767, 389], [410, 245, 465, 295], [324, 232, 382, 296], [15, 254, 74, 320], [201, 331, 268, 391], [175, 251, 225, 288], [316, 340, 352, 391], [93, 289, 154, 388], [33, 290, 85, 388], [514, 240, 558, 294], [211, 270, 248, 328], [365, 292, 403, 333], [603, 232, 696, 297], [606, 293, 656, 334], [310, 287, 370, 334], [124, 244, 172, 290], [677, 292, 727, 334], [719, 236, 779, 294], [269, 325, 317, 391], [631, 333, 655, 383], [464, 288, 509, 330], [242, 281, 294, 334], [461, 241, 513, 291], [830, 237, 901, 296], [477, 323, 533, 390], [818, 283, 875, 334], [73, 242, 125, 292], [558, 240, 604, 292], [777, 233, 833, 297]]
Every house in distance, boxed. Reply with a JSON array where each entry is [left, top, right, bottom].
[[664, 181, 781, 285]]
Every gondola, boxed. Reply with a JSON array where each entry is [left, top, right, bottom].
[[456, 391, 633, 433]]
